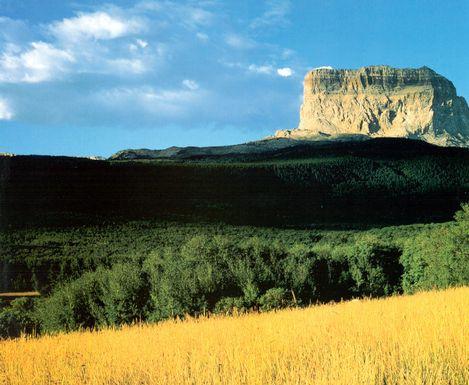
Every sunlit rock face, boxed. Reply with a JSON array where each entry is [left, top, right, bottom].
[[275, 66, 469, 147]]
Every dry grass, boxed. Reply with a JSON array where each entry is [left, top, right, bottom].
[[0, 292, 40, 298], [1, 287, 468, 385]]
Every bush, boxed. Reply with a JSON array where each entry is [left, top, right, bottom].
[[144, 237, 229, 321], [38, 263, 147, 333], [259, 288, 291, 311], [400, 204, 469, 293], [37, 271, 107, 333], [100, 263, 148, 325], [214, 297, 246, 315], [347, 236, 403, 296], [0, 298, 37, 338], [281, 244, 315, 302]]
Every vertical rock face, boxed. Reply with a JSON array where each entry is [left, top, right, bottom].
[[275, 66, 469, 147]]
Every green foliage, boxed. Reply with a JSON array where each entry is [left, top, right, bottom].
[[214, 297, 246, 315], [281, 244, 315, 300], [38, 264, 147, 333], [347, 236, 403, 296], [100, 263, 148, 325], [259, 288, 291, 311], [1, 204, 468, 337], [400, 204, 469, 293], [37, 271, 107, 333], [143, 236, 233, 320], [0, 298, 37, 338], [4, 144, 468, 230], [37, 234, 400, 331]]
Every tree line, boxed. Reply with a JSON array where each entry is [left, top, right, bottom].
[[1, 204, 467, 337]]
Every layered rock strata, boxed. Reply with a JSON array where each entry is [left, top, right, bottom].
[[275, 66, 469, 147]]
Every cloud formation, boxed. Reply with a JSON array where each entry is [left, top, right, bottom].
[[313, 66, 334, 70], [182, 79, 199, 90], [225, 33, 257, 50], [49, 11, 143, 41], [0, 1, 301, 136], [248, 64, 274, 75], [95, 84, 207, 121], [0, 98, 13, 120], [277, 67, 293, 77], [0, 41, 74, 83], [250, 0, 291, 29]]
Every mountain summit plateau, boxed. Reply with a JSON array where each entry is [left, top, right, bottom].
[[274, 66, 469, 147]]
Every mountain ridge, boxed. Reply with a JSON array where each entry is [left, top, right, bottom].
[[109, 134, 371, 160], [108, 136, 466, 162]]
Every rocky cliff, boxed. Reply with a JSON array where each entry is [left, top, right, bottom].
[[274, 66, 469, 147]]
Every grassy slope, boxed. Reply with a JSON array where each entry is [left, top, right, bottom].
[[1, 287, 467, 385]]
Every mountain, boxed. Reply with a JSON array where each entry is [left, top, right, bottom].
[[111, 65, 468, 161], [274, 66, 469, 147]]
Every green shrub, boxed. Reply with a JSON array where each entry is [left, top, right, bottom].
[[143, 237, 229, 321], [401, 204, 469, 293], [259, 288, 291, 311], [37, 271, 107, 333], [214, 297, 246, 315], [37, 263, 147, 333], [281, 243, 315, 302], [347, 236, 403, 296], [0, 298, 37, 338], [100, 263, 148, 325]]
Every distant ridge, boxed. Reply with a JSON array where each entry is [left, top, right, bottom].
[[109, 136, 455, 161], [110, 135, 371, 160]]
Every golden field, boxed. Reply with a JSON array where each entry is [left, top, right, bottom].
[[0, 287, 468, 385]]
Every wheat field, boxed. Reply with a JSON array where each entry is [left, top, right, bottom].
[[0, 287, 467, 385]]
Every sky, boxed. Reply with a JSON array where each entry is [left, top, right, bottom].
[[0, 0, 468, 157]]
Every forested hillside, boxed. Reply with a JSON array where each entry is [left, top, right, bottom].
[[1, 138, 468, 228], [1, 138, 468, 337]]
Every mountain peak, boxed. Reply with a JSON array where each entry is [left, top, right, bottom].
[[275, 65, 469, 147]]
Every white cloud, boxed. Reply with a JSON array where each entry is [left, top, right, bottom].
[[196, 32, 209, 42], [136, 39, 148, 48], [107, 58, 146, 74], [0, 41, 75, 83], [97, 85, 205, 118], [225, 33, 256, 49], [313, 66, 334, 70], [277, 67, 293, 77], [250, 0, 291, 29], [223, 62, 293, 78], [136, 1, 213, 29], [281, 48, 295, 59], [187, 8, 213, 27], [248, 64, 274, 75], [182, 79, 199, 90], [0, 2, 301, 130], [50, 11, 143, 41], [129, 39, 148, 52], [0, 98, 13, 120]]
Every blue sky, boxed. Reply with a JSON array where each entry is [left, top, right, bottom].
[[0, 0, 468, 156]]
